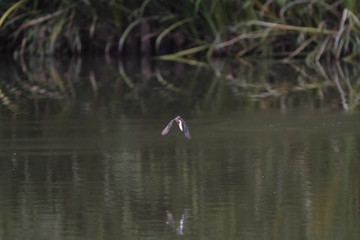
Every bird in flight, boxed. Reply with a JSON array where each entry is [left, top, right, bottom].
[[161, 116, 191, 139]]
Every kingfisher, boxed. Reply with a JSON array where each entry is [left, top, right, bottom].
[[161, 116, 191, 139]]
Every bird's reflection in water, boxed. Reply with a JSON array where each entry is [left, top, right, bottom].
[[166, 209, 189, 235]]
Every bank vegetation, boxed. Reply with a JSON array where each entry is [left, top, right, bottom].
[[0, 0, 359, 64]]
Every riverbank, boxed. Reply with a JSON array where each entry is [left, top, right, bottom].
[[1, 1, 359, 64]]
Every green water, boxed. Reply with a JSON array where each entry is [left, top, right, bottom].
[[0, 58, 359, 239]]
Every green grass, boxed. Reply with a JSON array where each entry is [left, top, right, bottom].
[[0, 0, 359, 63]]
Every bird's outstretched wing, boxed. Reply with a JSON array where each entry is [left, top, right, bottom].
[[182, 122, 191, 139], [161, 119, 174, 135]]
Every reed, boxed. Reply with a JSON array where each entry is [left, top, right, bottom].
[[0, 0, 359, 62]]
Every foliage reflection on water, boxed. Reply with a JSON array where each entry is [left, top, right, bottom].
[[1, 57, 360, 116]]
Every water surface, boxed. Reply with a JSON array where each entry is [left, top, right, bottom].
[[0, 58, 360, 239], [0, 110, 359, 240]]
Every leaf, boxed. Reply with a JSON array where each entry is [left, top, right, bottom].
[[49, 17, 66, 54], [155, 17, 192, 51], [0, 0, 27, 28], [118, 18, 143, 53]]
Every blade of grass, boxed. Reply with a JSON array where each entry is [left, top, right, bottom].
[[347, 9, 360, 27], [215, 32, 265, 50], [334, 9, 348, 54], [155, 17, 192, 51], [284, 35, 317, 61], [139, 0, 151, 17], [17, 9, 66, 31], [315, 35, 330, 63], [157, 44, 209, 58], [0, 0, 27, 28], [49, 17, 66, 54], [246, 20, 336, 34], [157, 57, 207, 66], [118, 18, 143, 53]]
